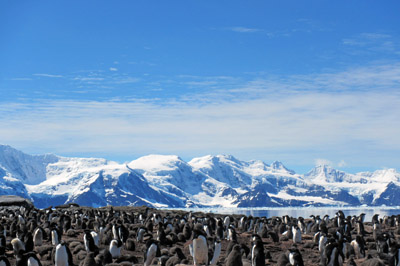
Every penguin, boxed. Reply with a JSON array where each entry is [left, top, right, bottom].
[[90, 231, 99, 247], [288, 248, 304, 266], [144, 239, 161, 266], [372, 214, 380, 224], [251, 235, 266, 266], [136, 227, 147, 242], [117, 223, 129, 243], [11, 238, 25, 256], [190, 229, 208, 265], [209, 239, 221, 266], [324, 240, 344, 266], [225, 244, 243, 266], [51, 227, 61, 246], [80, 251, 97, 266], [23, 232, 34, 252], [125, 238, 136, 251], [166, 247, 186, 266], [216, 219, 224, 240], [292, 225, 302, 244], [83, 230, 98, 253], [16, 251, 43, 266], [55, 242, 72, 266], [109, 239, 123, 258], [351, 235, 365, 259], [267, 231, 279, 243], [356, 220, 366, 236], [318, 233, 327, 252], [33, 227, 44, 247]]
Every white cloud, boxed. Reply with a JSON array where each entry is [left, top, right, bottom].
[[1, 62, 400, 170], [109, 67, 118, 71], [33, 73, 63, 78], [229, 27, 262, 33]]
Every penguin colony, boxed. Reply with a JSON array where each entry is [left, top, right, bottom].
[[0, 204, 400, 266]]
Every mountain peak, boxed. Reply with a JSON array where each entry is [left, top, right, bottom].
[[270, 161, 295, 174], [128, 154, 185, 172]]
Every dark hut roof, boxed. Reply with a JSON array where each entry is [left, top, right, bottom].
[[0, 195, 34, 209]]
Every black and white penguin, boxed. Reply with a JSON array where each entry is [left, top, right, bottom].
[[55, 242, 72, 266], [225, 244, 243, 266], [136, 227, 147, 243], [227, 226, 237, 242], [144, 239, 161, 266], [109, 239, 123, 258], [372, 214, 380, 224], [356, 220, 366, 236], [216, 219, 224, 240], [51, 227, 61, 246], [209, 239, 221, 266], [83, 230, 98, 253], [33, 227, 44, 247], [323, 240, 344, 266], [288, 248, 304, 266], [251, 235, 266, 266], [16, 251, 43, 266], [292, 225, 302, 244], [117, 223, 129, 243], [190, 229, 208, 265], [23, 232, 34, 252], [351, 235, 365, 259], [11, 238, 25, 256]]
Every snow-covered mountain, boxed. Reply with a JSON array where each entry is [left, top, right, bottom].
[[0, 144, 399, 209]]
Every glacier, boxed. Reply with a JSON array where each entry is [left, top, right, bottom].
[[0, 144, 399, 209]]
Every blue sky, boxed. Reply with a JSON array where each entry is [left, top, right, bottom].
[[1, 0, 400, 174]]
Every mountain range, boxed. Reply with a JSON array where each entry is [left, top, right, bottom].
[[0, 144, 399, 209]]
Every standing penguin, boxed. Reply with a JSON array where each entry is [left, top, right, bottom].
[[288, 248, 304, 266], [33, 227, 44, 247], [144, 239, 161, 266], [292, 225, 302, 244], [11, 238, 25, 256], [209, 239, 221, 266], [51, 227, 62, 246], [83, 230, 98, 253], [55, 242, 72, 266], [109, 239, 123, 258], [351, 235, 365, 259], [252, 235, 266, 266], [323, 240, 344, 266], [136, 227, 147, 243], [190, 229, 208, 265]]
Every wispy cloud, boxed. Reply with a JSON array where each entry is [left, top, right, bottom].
[[109, 67, 118, 72], [10, 78, 33, 81], [229, 26, 263, 33], [342, 32, 399, 54], [33, 73, 63, 78], [1, 62, 399, 171]]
